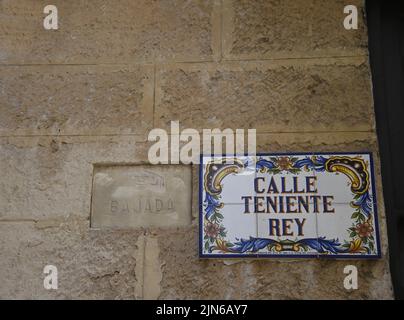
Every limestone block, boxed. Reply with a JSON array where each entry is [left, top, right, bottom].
[[155, 58, 374, 133], [0, 218, 143, 299], [223, 0, 367, 60], [0, 0, 220, 64], [0, 65, 153, 136]]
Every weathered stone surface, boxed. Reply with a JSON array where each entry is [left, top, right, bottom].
[[0, 136, 149, 220], [0, 0, 394, 300], [0, 218, 143, 299], [0, 0, 220, 64], [223, 0, 368, 60], [91, 165, 192, 229], [155, 58, 374, 132], [0, 65, 153, 136]]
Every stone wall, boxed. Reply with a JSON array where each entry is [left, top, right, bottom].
[[0, 0, 394, 299]]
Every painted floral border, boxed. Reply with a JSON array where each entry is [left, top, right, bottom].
[[202, 154, 378, 256]]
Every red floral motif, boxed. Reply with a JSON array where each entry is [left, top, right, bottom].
[[355, 222, 374, 238], [204, 222, 220, 239], [276, 157, 293, 170]]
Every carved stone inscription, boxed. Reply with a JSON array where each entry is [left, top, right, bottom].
[[91, 165, 191, 228]]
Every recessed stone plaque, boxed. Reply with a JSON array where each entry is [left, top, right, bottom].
[[91, 165, 191, 228]]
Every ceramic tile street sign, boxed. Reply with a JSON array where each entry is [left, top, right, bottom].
[[199, 153, 381, 258]]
